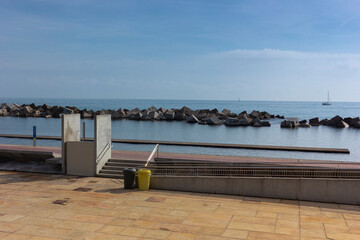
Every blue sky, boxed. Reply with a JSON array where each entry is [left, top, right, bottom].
[[1, 0, 360, 101]]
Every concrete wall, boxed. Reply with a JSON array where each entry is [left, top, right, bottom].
[[66, 142, 95, 176], [61, 114, 81, 173], [94, 114, 111, 174], [150, 176, 360, 205]]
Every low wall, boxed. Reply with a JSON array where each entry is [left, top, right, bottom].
[[150, 176, 360, 204]]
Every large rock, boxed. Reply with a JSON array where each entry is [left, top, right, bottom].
[[117, 108, 126, 117], [165, 110, 175, 120], [180, 106, 192, 115], [19, 106, 33, 117], [309, 117, 319, 126], [249, 110, 260, 119], [228, 113, 237, 118], [111, 111, 122, 120], [327, 115, 349, 128], [9, 103, 19, 111], [128, 112, 142, 120], [238, 111, 247, 118], [281, 120, 298, 128], [148, 111, 159, 120], [174, 111, 186, 121], [158, 107, 167, 114], [32, 110, 41, 117], [224, 117, 241, 126], [82, 111, 93, 118], [50, 106, 64, 118], [186, 114, 199, 123], [252, 122, 262, 127], [0, 109, 8, 116], [222, 109, 231, 116], [194, 112, 207, 120], [215, 112, 227, 120], [258, 112, 271, 120], [210, 108, 218, 114], [207, 116, 222, 125], [353, 121, 360, 128], [336, 121, 349, 128], [1, 103, 8, 109], [261, 121, 271, 127], [63, 108, 74, 114], [157, 112, 167, 120], [148, 106, 157, 112], [238, 116, 252, 126]]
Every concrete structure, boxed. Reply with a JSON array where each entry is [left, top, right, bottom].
[[150, 176, 360, 205], [65, 142, 95, 176], [94, 114, 112, 174], [61, 114, 81, 173], [63, 114, 112, 176]]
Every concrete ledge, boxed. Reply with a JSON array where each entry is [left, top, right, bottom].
[[150, 176, 360, 205], [0, 149, 54, 162]]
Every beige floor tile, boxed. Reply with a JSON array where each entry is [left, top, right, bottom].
[[97, 225, 126, 234], [120, 226, 147, 237], [221, 229, 248, 239], [70, 214, 114, 224], [167, 232, 195, 240], [300, 228, 327, 239], [16, 225, 69, 238], [0, 233, 30, 240], [247, 231, 299, 240], [228, 222, 275, 233], [55, 220, 104, 231], [198, 227, 225, 236], [256, 211, 277, 219], [0, 214, 24, 222], [142, 229, 171, 239], [0, 222, 23, 233], [326, 232, 360, 240]]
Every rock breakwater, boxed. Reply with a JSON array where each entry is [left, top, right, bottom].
[[1, 103, 359, 129]]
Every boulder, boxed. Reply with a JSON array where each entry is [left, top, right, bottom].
[[309, 117, 319, 126], [344, 117, 360, 127], [9, 109, 19, 117], [195, 112, 207, 120], [180, 106, 192, 115], [158, 107, 167, 114], [186, 114, 199, 123], [63, 108, 74, 114], [157, 112, 167, 120], [207, 116, 222, 125], [45, 114, 52, 118], [148, 106, 157, 112], [32, 110, 41, 117], [276, 115, 285, 119], [215, 112, 227, 120], [299, 122, 311, 128], [224, 117, 241, 126], [19, 106, 33, 117], [281, 120, 298, 128], [128, 112, 142, 120], [228, 113, 237, 118], [117, 108, 126, 117], [9, 103, 20, 111], [299, 120, 307, 124], [320, 119, 329, 125], [197, 109, 210, 114], [261, 121, 271, 127], [210, 108, 219, 114], [238, 117, 252, 126], [353, 121, 360, 128], [29, 103, 37, 109], [252, 122, 262, 127], [238, 111, 247, 118], [174, 111, 186, 121], [41, 104, 51, 111], [82, 111, 93, 118], [1, 103, 8, 109], [249, 110, 260, 119], [258, 112, 271, 120], [50, 106, 64, 118], [221, 109, 231, 116], [336, 121, 349, 128], [328, 115, 343, 127], [0, 109, 8, 116], [251, 118, 261, 125], [148, 111, 159, 120], [111, 111, 122, 120], [165, 110, 175, 120]]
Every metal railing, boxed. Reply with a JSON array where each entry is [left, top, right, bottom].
[[145, 164, 360, 179], [96, 142, 112, 163], [145, 144, 159, 167]]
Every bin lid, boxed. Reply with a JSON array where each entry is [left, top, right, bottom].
[[138, 169, 151, 175], [123, 168, 136, 172]]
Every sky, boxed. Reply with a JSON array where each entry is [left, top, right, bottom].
[[0, 0, 360, 101]]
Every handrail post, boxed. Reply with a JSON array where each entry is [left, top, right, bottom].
[[145, 144, 159, 167]]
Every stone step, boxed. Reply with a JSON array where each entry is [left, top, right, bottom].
[[97, 172, 123, 179], [106, 162, 144, 168], [108, 159, 146, 164]]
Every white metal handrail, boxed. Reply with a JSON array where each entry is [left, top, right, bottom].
[[96, 142, 112, 163], [145, 144, 159, 167]]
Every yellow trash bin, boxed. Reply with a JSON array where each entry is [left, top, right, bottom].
[[138, 169, 151, 191]]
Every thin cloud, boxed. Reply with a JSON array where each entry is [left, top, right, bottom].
[[338, 13, 360, 29]]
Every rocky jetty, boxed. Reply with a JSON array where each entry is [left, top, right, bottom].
[[0, 102, 275, 128], [1, 102, 359, 129]]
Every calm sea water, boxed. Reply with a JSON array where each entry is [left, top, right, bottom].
[[0, 98, 359, 162]]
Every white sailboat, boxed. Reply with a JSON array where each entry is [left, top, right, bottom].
[[322, 91, 331, 105]]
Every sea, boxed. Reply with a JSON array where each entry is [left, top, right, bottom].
[[0, 98, 360, 162]]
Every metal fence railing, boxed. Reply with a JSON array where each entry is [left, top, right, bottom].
[[145, 164, 360, 179]]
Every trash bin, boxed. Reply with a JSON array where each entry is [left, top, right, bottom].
[[138, 169, 151, 191], [123, 168, 136, 189]]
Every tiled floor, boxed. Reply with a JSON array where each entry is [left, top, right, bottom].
[[0, 171, 359, 239]]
